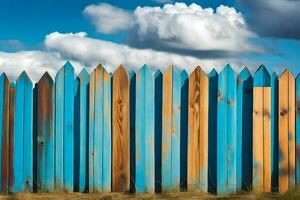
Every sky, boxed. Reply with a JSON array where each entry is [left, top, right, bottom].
[[0, 0, 299, 81]]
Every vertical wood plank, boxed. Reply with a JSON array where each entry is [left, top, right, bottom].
[[0, 74, 10, 194], [236, 68, 253, 190], [74, 69, 89, 192], [9, 83, 16, 193], [162, 66, 181, 191], [296, 74, 300, 186], [89, 65, 111, 192], [217, 65, 236, 194], [271, 72, 278, 190], [37, 72, 55, 191], [278, 70, 295, 192], [187, 66, 208, 191], [135, 65, 155, 193], [112, 65, 130, 192], [253, 65, 271, 192]]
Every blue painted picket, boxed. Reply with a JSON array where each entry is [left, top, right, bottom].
[[297, 74, 300, 186], [162, 66, 181, 191], [37, 72, 55, 191], [10, 72, 33, 193], [217, 64, 236, 194], [236, 67, 253, 191], [135, 65, 155, 193], [271, 72, 278, 190], [88, 64, 111, 192], [74, 69, 89, 192], [55, 62, 74, 192]]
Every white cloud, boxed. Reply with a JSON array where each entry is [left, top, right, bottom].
[[0, 51, 82, 82], [83, 3, 135, 34], [45, 31, 246, 74], [133, 3, 257, 52]]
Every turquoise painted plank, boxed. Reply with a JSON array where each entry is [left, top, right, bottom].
[[135, 65, 155, 192], [208, 69, 218, 193], [271, 72, 278, 190], [55, 67, 64, 190], [63, 62, 74, 192], [217, 65, 236, 194], [253, 65, 271, 87], [88, 70, 95, 192], [236, 67, 253, 190], [74, 69, 89, 192], [154, 70, 162, 193], [180, 70, 188, 190], [102, 67, 111, 192], [172, 67, 181, 190], [296, 74, 300, 186]]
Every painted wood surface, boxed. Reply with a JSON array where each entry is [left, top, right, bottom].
[[0, 74, 9, 194], [89, 65, 111, 192], [37, 72, 55, 191], [236, 67, 253, 191], [187, 66, 208, 191], [253, 65, 271, 192], [162, 66, 181, 191], [216, 65, 236, 194], [208, 69, 218, 193], [296, 74, 300, 186], [112, 65, 130, 192], [278, 70, 295, 193], [271, 72, 279, 190], [135, 65, 155, 193], [55, 62, 74, 192]]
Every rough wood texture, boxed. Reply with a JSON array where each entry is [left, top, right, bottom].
[[278, 70, 295, 193], [112, 65, 130, 192], [0, 74, 10, 194], [187, 66, 208, 191]]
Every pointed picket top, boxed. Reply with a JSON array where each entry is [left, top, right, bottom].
[[209, 68, 218, 77], [237, 67, 252, 85], [180, 69, 188, 80], [155, 69, 162, 78], [271, 72, 278, 79], [164, 65, 180, 79], [253, 65, 271, 87], [138, 64, 152, 75], [78, 68, 89, 81], [219, 64, 235, 78], [191, 66, 208, 78], [94, 64, 108, 74], [0, 72, 9, 83], [38, 71, 54, 84], [17, 71, 32, 84], [63, 61, 74, 71], [296, 73, 300, 80], [279, 68, 294, 79], [113, 64, 129, 81]]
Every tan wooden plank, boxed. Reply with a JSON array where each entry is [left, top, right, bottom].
[[263, 87, 271, 192], [279, 71, 289, 193], [288, 71, 295, 188], [112, 65, 130, 192], [253, 87, 264, 192]]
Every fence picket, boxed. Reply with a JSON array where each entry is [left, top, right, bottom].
[[0, 74, 10, 194], [278, 70, 295, 192], [112, 65, 130, 192], [37, 72, 55, 191], [236, 67, 253, 190]]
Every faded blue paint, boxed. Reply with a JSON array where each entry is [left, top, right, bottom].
[[74, 69, 89, 192], [236, 68, 253, 191], [217, 65, 236, 194], [208, 69, 218, 194], [55, 62, 74, 192], [135, 65, 155, 192], [0, 74, 4, 191], [271, 72, 278, 190], [296, 74, 300, 186]]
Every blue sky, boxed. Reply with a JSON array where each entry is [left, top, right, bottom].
[[0, 0, 299, 81]]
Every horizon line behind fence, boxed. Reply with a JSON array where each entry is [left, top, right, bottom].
[[0, 62, 300, 194]]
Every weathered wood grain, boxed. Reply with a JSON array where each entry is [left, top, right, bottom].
[[187, 66, 208, 191], [112, 65, 130, 192], [296, 74, 300, 186]]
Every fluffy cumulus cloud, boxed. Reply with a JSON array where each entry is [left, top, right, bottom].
[[83, 3, 135, 34], [239, 0, 300, 39], [132, 3, 257, 52], [45, 32, 245, 73]]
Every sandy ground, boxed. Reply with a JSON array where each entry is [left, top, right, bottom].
[[0, 190, 300, 200]]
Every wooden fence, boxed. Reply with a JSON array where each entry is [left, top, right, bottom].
[[0, 62, 300, 194]]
